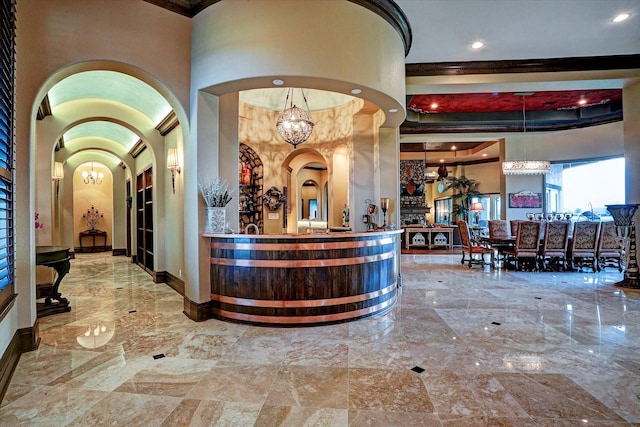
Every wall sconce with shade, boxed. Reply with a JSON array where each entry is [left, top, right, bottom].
[[276, 88, 314, 148], [52, 161, 64, 199], [167, 148, 181, 194], [471, 202, 484, 225], [502, 93, 550, 175], [82, 162, 103, 185]]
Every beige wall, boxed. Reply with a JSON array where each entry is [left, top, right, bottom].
[[72, 163, 113, 247], [14, 0, 192, 330]]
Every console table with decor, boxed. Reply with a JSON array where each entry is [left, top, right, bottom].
[[78, 229, 108, 252], [404, 227, 453, 250]]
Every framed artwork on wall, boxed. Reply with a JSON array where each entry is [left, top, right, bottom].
[[509, 191, 542, 208]]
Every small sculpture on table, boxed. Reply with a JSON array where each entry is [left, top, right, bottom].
[[364, 199, 376, 230]]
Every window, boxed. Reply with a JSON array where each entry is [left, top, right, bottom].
[[0, 1, 15, 315], [544, 157, 624, 219]]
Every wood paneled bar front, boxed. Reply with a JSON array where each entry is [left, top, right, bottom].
[[204, 230, 402, 325]]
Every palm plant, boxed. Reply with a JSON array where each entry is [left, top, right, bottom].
[[444, 175, 481, 222]]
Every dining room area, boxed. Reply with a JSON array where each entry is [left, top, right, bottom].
[[465, 208, 633, 281]]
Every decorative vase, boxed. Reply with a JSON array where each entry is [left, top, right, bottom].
[[205, 206, 226, 233]]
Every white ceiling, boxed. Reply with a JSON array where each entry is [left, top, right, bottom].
[[395, 0, 640, 64], [49, 70, 172, 124]]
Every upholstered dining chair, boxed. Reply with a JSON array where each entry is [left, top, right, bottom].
[[488, 219, 511, 263], [503, 221, 541, 271], [570, 221, 600, 272], [457, 220, 493, 268], [597, 221, 624, 272], [509, 220, 522, 237], [539, 221, 570, 271]]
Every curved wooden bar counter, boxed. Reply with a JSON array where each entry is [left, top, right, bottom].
[[204, 229, 402, 325]]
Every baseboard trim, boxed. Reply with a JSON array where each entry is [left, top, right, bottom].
[[112, 248, 126, 256], [18, 319, 40, 352], [165, 271, 184, 296], [0, 319, 39, 405], [74, 246, 112, 254], [183, 296, 212, 322], [152, 270, 166, 284]]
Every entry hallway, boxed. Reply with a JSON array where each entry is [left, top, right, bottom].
[[1, 253, 639, 426]]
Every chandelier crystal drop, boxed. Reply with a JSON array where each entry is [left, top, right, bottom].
[[276, 88, 314, 148]]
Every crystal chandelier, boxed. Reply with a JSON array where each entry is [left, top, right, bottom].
[[502, 160, 550, 175], [276, 88, 314, 148], [502, 93, 550, 175], [82, 162, 104, 185]]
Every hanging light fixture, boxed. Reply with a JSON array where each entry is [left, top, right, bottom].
[[276, 88, 314, 148], [502, 93, 550, 175], [82, 162, 104, 185]]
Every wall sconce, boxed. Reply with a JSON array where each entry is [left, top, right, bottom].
[[167, 148, 181, 194], [52, 161, 64, 199]]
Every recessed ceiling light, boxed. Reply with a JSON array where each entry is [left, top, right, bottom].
[[451, 145, 456, 150], [430, 102, 438, 109], [471, 41, 484, 49], [578, 98, 587, 105], [439, 159, 445, 163], [482, 153, 487, 157], [351, 88, 362, 95], [272, 79, 284, 86], [613, 13, 630, 22], [388, 108, 398, 113]]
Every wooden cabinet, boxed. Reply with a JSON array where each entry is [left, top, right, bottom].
[[404, 227, 453, 250], [136, 167, 154, 272]]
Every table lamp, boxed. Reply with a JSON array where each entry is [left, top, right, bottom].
[[471, 202, 484, 225]]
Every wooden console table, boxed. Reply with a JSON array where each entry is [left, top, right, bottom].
[[404, 227, 453, 249], [36, 246, 71, 317], [79, 229, 107, 252]]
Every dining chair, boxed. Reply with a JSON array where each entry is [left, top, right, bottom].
[[596, 221, 624, 272], [503, 221, 541, 271], [509, 220, 522, 237], [457, 220, 493, 268], [539, 221, 570, 271], [570, 221, 600, 272], [488, 219, 511, 263]]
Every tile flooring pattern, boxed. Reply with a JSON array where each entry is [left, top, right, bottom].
[[1, 253, 640, 426]]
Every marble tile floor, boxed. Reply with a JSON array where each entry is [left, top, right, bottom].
[[2, 252, 640, 426]]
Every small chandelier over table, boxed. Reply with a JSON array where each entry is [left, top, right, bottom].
[[276, 88, 314, 148], [502, 93, 550, 176], [82, 162, 104, 185]]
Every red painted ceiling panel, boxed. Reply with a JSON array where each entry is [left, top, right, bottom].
[[408, 89, 622, 114]]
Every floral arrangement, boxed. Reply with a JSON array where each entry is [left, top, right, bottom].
[[34, 212, 45, 230], [199, 176, 234, 207]]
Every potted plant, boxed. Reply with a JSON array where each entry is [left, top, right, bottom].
[[199, 177, 233, 233], [444, 175, 481, 223]]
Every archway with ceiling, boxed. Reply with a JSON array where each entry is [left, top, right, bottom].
[[32, 62, 189, 286]]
